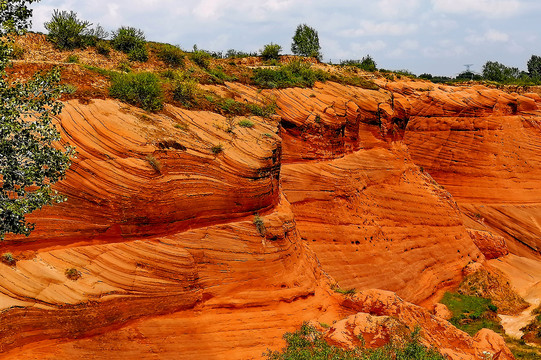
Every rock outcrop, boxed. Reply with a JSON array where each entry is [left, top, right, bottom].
[[2, 61, 539, 359], [339, 289, 515, 360]]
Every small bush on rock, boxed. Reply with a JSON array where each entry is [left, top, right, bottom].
[[172, 79, 198, 106], [190, 49, 212, 69], [260, 43, 282, 61], [65, 268, 81, 280], [253, 214, 266, 236], [128, 45, 149, 62], [111, 26, 146, 53], [1, 253, 16, 266], [109, 72, 163, 111], [157, 44, 185, 67], [95, 40, 111, 56]]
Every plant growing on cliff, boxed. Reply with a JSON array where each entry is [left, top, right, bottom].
[[260, 43, 282, 61], [252, 60, 328, 89], [253, 214, 266, 236], [238, 119, 254, 128], [65, 268, 81, 280], [156, 44, 185, 68], [0, 0, 74, 239], [190, 47, 212, 69], [44, 10, 91, 49], [265, 323, 446, 360], [291, 24, 322, 60], [211, 144, 224, 154], [145, 155, 162, 173], [441, 292, 502, 336], [111, 26, 148, 62], [172, 79, 198, 106], [1, 252, 16, 265], [109, 72, 163, 111], [111, 26, 146, 53]]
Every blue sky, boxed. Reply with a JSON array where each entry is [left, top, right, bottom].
[[30, 0, 541, 76]]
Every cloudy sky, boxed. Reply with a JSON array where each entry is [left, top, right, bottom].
[[30, 0, 541, 76]]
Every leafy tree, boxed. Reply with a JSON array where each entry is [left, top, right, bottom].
[[260, 43, 282, 61], [291, 24, 322, 60], [527, 55, 541, 78], [44, 9, 91, 49], [0, 0, 73, 239], [482, 61, 520, 82], [360, 55, 377, 71]]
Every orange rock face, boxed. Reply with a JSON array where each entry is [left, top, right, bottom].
[[468, 230, 509, 260], [7, 99, 281, 246], [2, 73, 538, 359], [394, 83, 541, 256], [339, 289, 515, 360]]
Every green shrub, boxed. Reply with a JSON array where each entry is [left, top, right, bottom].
[[95, 40, 111, 56], [128, 45, 148, 62], [84, 24, 109, 46], [109, 72, 163, 111], [252, 60, 328, 88], [174, 123, 189, 130], [9, 43, 25, 59], [172, 80, 198, 106], [111, 26, 146, 53], [146, 154, 162, 173], [65, 268, 81, 280], [247, 102, 277, 117], [62, 84, 77, 94], [254, 214, 266, 236], [65, 54, 78, 63], [220, 98, 243, 115], [238, 119, 254, 128], [226, 49, 257, 58], [265, 324, 446, 360], [211, 144, 223, 154], [190, 49, 212, 69], [340, 55, 377, 72], [332, 285, 356, 296], [207, 67, 237, 83], [44, 10, 91, 50], [157, 44, 185, 67], [117, 61, 131, 73], [441, 292, 502, 336], [1, 253, 15, 266], [260, 43, 282, 61]]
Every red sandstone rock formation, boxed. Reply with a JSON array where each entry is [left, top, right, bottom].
[[340, 289, 515, 360], [2, 66, 537, 358], [468, 230, 509, 260]]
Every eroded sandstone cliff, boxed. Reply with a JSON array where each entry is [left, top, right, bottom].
[[1, 51, 539, 358]]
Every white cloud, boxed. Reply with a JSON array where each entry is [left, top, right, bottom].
[[28, 1, 540, 76], [378, 0, 422, 18], [466, 29, 510, 44], [351, 40, 387, 54], [431, 0, 522, 18], [342, 21, 418, 37]]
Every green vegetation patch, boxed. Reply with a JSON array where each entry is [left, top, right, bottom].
[[252, 61, 328, 89], [155, 44, 185, 68], [440, 292, 502, 336], [109, 72, 163, 111], [265, 324, 446, 360]]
